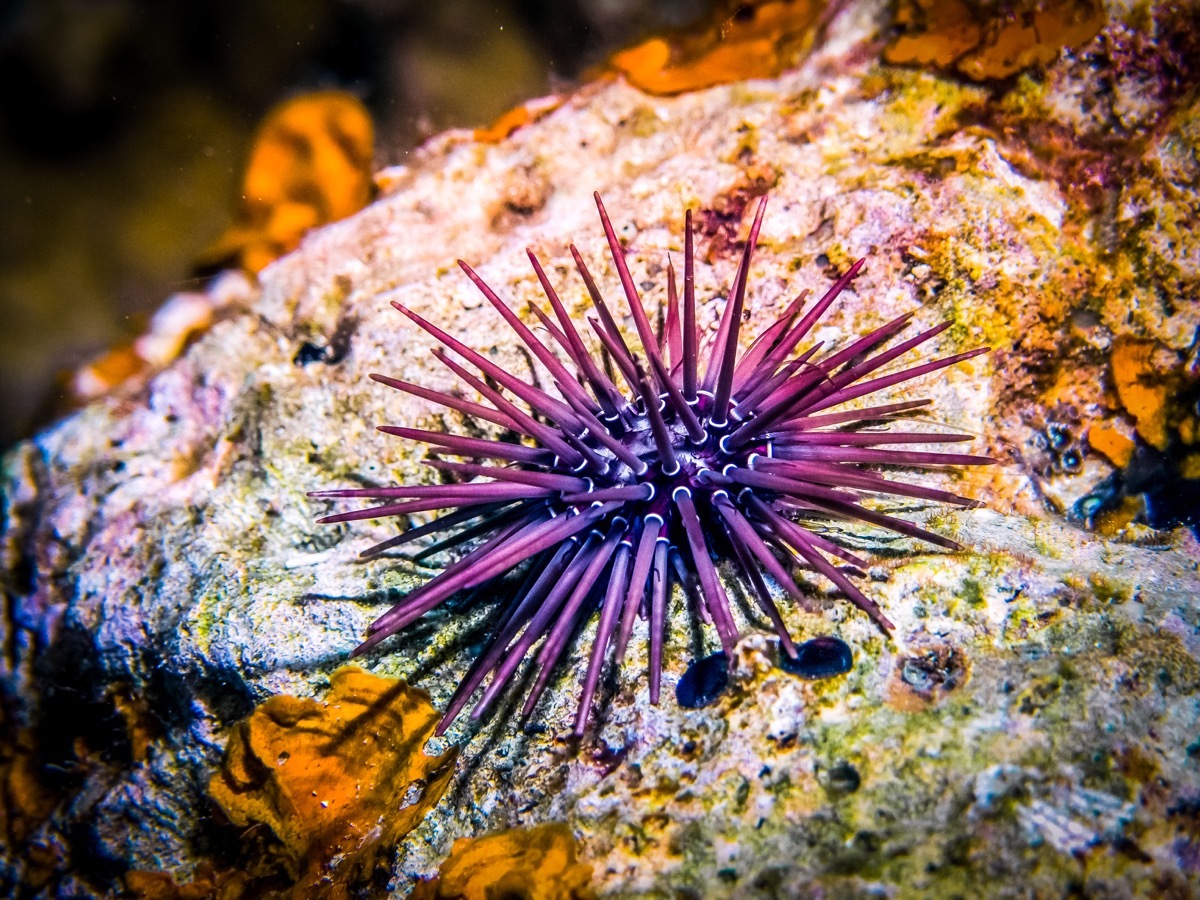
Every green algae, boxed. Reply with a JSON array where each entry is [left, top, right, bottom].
[[959, 576, 985, 607]]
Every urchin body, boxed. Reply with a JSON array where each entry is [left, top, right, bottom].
[[312, 193, 991, 736]]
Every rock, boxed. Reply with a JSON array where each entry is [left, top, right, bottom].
[[3, 0, 1199, 895]]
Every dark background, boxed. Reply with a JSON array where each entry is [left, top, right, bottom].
[[0, 0, 714, 448]]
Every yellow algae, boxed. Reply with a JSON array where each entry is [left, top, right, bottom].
[[1181, 454, 1200, 480], [1092, 495, 1139, 536], [871, 70, 988, 149], [208, 667, 456, 895], [411, 823, 595, 900]]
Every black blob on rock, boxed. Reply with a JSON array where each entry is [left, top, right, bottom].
[[676, 651, 730, 708], [294, 341, 331, 366], [779, 635, 853, 680], [817, 759, 862, 798]]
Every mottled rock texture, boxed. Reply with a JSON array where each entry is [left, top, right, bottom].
[[3, 0, 1198, 896]]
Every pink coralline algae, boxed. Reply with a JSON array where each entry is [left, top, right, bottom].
[[312, 193, 992, 735]]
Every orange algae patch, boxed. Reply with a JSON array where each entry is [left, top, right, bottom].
[[70, 273, 251, 404], [125, 863, 251, 900], [1087, 422, 1136, 469], [1110, 337, 1174, 450], [200, 91, 375, 275], [70, 343, 146, 402], [474, 94, 565, 143], [885, 0, 1105, 81], [0, 724, 71, 891], [1, 727, 59, 850], [108, 683, 159, 764], [411, 823, 594, 900], [886, 639, 969, 712], [609, 0, 828, 96], [208, 667, 457, 895]]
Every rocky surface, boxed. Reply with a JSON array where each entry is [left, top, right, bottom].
[[3, 0, 1199, 895]]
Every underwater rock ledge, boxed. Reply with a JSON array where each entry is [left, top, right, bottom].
[[3, 0, 1200, 895]]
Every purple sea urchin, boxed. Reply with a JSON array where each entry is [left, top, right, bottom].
[[311, 192, 992, 736]]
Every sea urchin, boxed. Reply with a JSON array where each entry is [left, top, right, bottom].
[[311, 192, 992, 736]]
